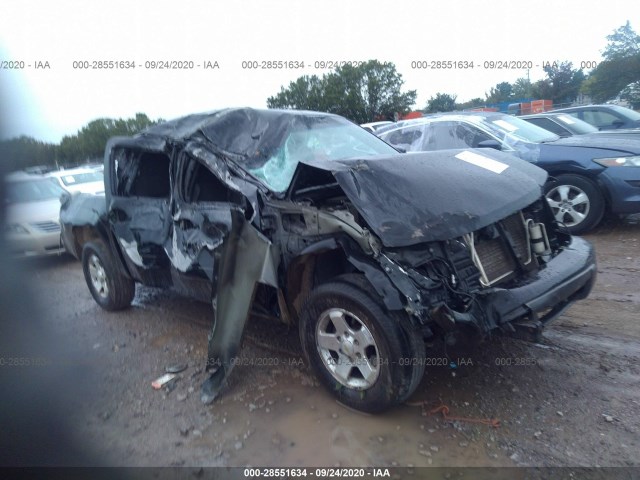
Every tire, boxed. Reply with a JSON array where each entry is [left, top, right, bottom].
[[544, 174, 605, 234], [82, 240, 135, 311], [299, 278, 425, 413]]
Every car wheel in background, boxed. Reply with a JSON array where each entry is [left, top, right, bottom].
[[544, 174, 605, 234]]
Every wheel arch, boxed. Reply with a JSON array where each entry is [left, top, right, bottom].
[[71, 222, 134, 280], [283, 237, 404, 322]]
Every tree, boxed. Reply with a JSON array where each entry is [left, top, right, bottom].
[[620, 81, 640, 109], [57, 113, 159, 164], [532, 61, 585, 105], [0, 136, 56, 171], [2, 114, 161, 170], [603, 21, 640, 60], [582, 22, 640, 106], [485, 82, 514, 103], [266, 75, 326, 111], [266, 60, 416, 123], [457, 98, 485, 110], [425, 93, 457, 113], [512, 77, 533, 99], [582, 55, 640, 103], [531, 79, 553, 100]]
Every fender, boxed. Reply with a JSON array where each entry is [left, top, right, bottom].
[[299, 236, 405, 311]]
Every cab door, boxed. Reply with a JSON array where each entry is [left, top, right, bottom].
[[106, 144, 173, 287], [167, 148, 246, 302]]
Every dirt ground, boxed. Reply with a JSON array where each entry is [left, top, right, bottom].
[[4, 215, 640, 469]]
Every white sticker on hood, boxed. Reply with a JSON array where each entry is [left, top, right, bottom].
[[455, 150, 509, 174]]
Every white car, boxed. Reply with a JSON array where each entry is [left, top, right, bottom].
[[47, 167, 104, 195], [4, 172, 67, 257]]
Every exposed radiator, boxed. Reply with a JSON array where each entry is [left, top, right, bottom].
[[464, 212, 532, 286]]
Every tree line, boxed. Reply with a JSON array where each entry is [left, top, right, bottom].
[[2, 22, 638, 171], [269, 22, 640, 117], [0, 114, 160, 172]]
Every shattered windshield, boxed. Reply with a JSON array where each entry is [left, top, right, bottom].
[[244, 120, 397, 192], [151, 109, 399, 192]]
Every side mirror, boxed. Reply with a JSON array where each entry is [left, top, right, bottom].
[[477, 139, 502, 150], [395, 146, 407, 153]]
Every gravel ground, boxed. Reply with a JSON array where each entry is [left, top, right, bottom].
[[1, 215, 639, 469]]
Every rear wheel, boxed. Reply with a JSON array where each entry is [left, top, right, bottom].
[[545, 174, 605, 234], [82, 241, 135, 311], [299, 278, 425, 413]]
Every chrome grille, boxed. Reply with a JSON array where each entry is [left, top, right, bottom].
[[30, 221, 61, 233]]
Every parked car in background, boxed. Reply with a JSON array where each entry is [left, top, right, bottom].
[[4, 172, 66, 257], [377, 112, 640, 233], [360, 121, 393, 133], [550, 104, 640, 131], [522, 112, 640, 140], [60, 108, 596, 412], [48, 167, 104, 195], [522, 112, 599, 137]]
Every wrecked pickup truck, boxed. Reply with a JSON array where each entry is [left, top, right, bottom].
[[60, 108, 597, 413]]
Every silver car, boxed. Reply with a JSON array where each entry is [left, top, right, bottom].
[[4, 172, 66, 257]]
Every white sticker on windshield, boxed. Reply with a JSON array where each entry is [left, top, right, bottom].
[[455, 151, 509, 174], [557, 114, 575, 125], [64, 175, 76, 183], [492, 119, 518, 132]]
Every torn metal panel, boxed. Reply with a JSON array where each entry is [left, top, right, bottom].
[[201, 217, 278, 404], [167, 205, 233, 275], [110, 198, 172, 267], [59, 193, 106, 227], [182, 142, 260, 221], [118, 238, 144, 267]]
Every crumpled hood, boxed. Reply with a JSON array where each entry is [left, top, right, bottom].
[[298, 148, 547, 247]]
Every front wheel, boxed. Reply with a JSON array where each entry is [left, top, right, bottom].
[[82, 241, 135, 311], [545, 174, 605, 234], [299, 279, 425, 413]]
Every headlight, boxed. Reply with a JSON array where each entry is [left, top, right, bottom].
[[5, 223, 29, 234], [593, 156, 640, 167]]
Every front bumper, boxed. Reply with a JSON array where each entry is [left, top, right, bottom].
[[599, 168, 640, 214], [5, 231, 65, 258], [480, 236, 596, 328]]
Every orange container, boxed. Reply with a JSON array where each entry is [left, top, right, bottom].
[[530, 100, 553, 113]]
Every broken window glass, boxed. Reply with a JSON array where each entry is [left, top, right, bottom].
[[114, 149, 171, 198]]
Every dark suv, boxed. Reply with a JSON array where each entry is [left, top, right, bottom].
[[60, 108, 596, 412]]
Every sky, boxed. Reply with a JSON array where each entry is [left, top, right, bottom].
[[0, 0, 635, 143]]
